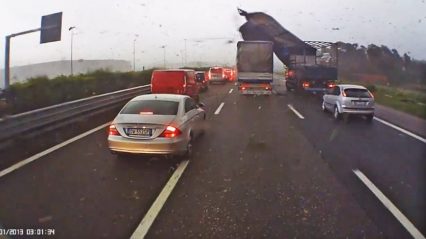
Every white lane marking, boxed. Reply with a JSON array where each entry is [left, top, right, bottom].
[[229, 89, 233, 94], [374, 117, 426, 144], [130, 160, 189, 239], [353, 169, 425, 239], [0, 122, 110, 179], [214, 102, 225, 115], [287, 104, 305, 119]]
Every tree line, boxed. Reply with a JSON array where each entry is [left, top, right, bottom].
[[336, 42, 426, 86]]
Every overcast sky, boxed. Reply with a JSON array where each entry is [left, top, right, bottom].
[[1, 0, 425, 69]]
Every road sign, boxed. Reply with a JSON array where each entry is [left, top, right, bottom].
[[40, 12, 62, 44]]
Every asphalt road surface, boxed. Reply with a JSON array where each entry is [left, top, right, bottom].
[[0, 82, 424, 239]]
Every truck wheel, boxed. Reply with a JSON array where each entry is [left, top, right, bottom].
[[285, 82, 292, 91]]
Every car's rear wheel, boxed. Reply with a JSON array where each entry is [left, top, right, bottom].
[[321, 101, 327, 112], [366, 114, 374, 122], [333, 106, 341, 120], [184, 134, 193, 159]]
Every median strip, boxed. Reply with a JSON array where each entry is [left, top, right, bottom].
[[214, 102, 225, 115], [287, 104, 305, 119], [0, 122, 110, 179], [353, 169, 425, 239], [130, 160, 189, 239]]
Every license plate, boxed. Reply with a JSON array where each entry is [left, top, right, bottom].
[[354, 101, 366, 106], [126, 128, 152, 136]]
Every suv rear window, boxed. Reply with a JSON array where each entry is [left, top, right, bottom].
[[120, 100, 179, 115], [344, 88, 372, 98]]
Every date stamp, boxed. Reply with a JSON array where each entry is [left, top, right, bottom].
[[0, 228, 55, 236]]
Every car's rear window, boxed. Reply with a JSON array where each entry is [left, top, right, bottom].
[[344, 88, 372, 98], [120, 100, 179, 115]]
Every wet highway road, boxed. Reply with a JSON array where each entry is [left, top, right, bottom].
[[0, 82, 424, 238]]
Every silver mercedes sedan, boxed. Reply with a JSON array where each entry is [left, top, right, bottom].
[[322, 84, 375, 121], [108, 94, 206, 157]]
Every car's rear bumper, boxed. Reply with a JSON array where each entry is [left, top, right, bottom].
[[108, 135, 187, 155], [341, 107, 375, 115]]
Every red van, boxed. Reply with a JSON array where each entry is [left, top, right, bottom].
[[151, 69, 200, 100]]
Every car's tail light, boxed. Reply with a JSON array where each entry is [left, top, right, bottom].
[[302, 82, 310, 88], [109, 124, 120, 136], [159, 126, 182, 138], [265, 86, 271, 90], [241, 86, 246, 90]]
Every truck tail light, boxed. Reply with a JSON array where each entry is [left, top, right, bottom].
[[109, 124, 120, 136], [159, 126, 182, 138], [327, 82, 336, 88], [302, 82, 310, 88]]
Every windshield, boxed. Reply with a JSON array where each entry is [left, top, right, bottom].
[[120, 100, 179, 115], [1, 2, 425, 239]]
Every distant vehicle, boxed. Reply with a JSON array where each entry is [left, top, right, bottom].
[[195, 71, 208, 91], [322, 84, 375, 121], [151, 69, 200, 101], [108, 94, 206, 157], [224, 68, 235, 81], [236, 41, 273, 95], [208, 67, 226, 84]]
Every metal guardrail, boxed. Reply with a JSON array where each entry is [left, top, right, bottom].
[[0, 85, 151, 143]]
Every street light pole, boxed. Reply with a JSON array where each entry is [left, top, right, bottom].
[[161, 45, 166, 68], [184, 39, 187, 66], [133, 34, 139, 71], [133, 39, 136, 71], [68, 26, 76, 76]]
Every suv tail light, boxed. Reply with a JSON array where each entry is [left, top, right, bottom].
[[159, 126, 182, 138], [109, 124, 120, 136]]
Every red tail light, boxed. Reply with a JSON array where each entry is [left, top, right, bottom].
[[159, 126, 182, 138], [109, 124, 120, 136], [327, 82, 336, 88], [241, 86, 246, 90], [302, 82, 310, 88], [286, 70, 295, 78]]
